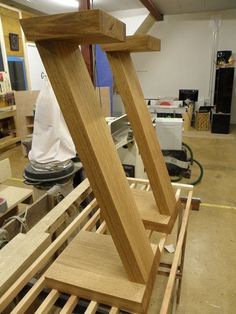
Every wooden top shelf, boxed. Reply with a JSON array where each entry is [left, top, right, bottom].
[[20, 9, 126, 44], [101, 35, 161, 52]]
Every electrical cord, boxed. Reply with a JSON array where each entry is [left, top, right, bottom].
[[3, 208, 29, 233]]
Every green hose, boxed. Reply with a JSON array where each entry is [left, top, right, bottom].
[[170, 142, 204, 185], [190, 158, 204, 185], [182, 142, 193, 165], [171, 175, 182, 182]]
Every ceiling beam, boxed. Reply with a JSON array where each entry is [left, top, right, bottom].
[[79, 0, 94, 83], [139, 0, 163, 21]]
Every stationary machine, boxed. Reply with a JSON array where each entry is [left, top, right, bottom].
[[155, 117, 191, 179], [109, 113, 203, 185]]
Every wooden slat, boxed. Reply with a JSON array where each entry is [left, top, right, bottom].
[[128, 177, 150, 185], [129, 183, 136, 189], [10, 277, 46, 314], [101, 35, 160, 52], [60, 295, 78, 314], [140, 184, 148, 191], [35, 39, 154, 284], [34, 289, 60, 314], [160, 190, 193, 314], [31, 179, 92, 236], [109, 307, 119, 314], [84, 301, 98, 314], [172, 182, 194, 190], [0, 232, 50, 297], [95, 220, 107, 234], [81, 209, 100, 231], [175, 188, 181, 201], [20, 10, 125, 43], [0, 199, 97, 312], [106, 50, 177, 216]]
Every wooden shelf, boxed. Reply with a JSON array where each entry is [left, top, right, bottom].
[[0, 135, 21, 150], [0, 109, 16, 120], [14, 91, 39, 140], [0, 107, 19, 151]]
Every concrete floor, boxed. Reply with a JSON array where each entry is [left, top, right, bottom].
[[178, 127, 236, 314], [0, 126, 236, 313]]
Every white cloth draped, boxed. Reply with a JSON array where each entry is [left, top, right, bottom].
[[29, 79, 76, 163]]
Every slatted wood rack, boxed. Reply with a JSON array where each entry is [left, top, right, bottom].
[[0, 178, 193, 314]]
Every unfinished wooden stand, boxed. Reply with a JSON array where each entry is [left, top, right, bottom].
[[20, 10, 159, 312], [102, 35, 181, 233], [20, 11, 186, 313]]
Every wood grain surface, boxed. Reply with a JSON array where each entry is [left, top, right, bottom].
[[20, 10, 125, 43], [102, 34, 160, 52], [35, 39, 154, 283], [106, 50, 177, 215]]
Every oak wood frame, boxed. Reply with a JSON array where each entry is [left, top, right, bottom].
[[102, 35, 181, 225], [19, 11, 186, 312], [20, 9, 154, 286]]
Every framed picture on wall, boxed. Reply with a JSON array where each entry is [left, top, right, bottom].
[[9, 33, 19, 51]]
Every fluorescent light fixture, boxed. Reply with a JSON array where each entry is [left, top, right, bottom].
[[52, 0, 79, 9]]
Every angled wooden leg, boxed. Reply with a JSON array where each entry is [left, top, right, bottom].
[[106, 50, 177, 216], [36, 40, 154, 284], [101, 36, 182, 233]]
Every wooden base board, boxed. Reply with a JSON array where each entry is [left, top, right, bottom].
[[132, 189, 180, 233], [44, 231, 160, 313]]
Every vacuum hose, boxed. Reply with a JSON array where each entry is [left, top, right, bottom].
[[170, 142, 204, 185]]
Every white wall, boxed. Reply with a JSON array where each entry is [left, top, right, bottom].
[[26, 43, 46, 90], [111, 8, 149, 35], [133, 13, 213, 100], [113, 9, 236, 122]]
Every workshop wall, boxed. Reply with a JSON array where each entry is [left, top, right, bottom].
[[0, 5, 36, 91], [112, 8, 149, 35], [113, 8, 236, 123], [0, 7, 23, 57]]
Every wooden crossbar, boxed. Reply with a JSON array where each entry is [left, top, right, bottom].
[[101, 34, 160, 52]]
